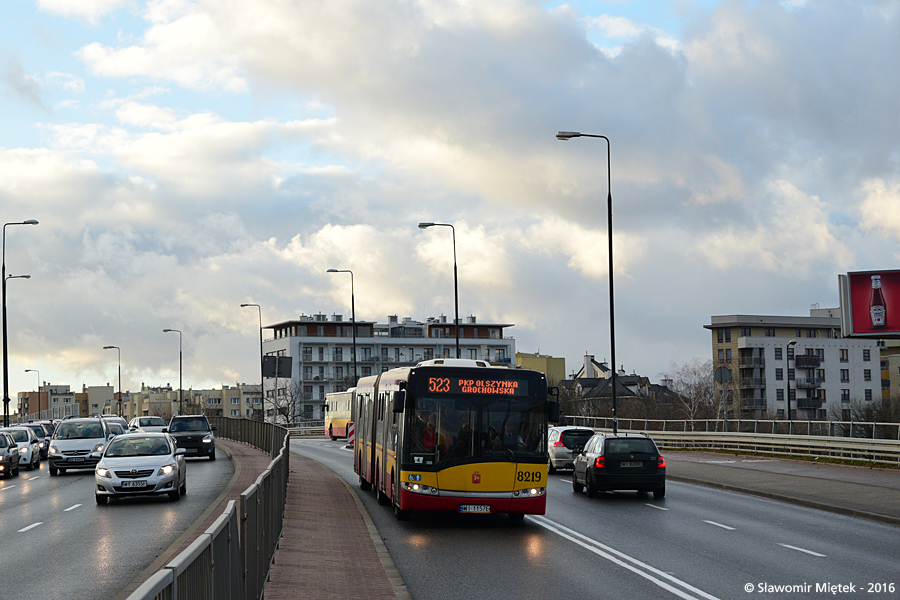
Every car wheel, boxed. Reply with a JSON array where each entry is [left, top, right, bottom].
[[180, 475, 187, 496], [209, 450, 216, 461], [548, 459, 556, 474], [95, 494, 108, 505], [59, 468, 66, 474], [586, 473, 598, 498], [49, 465, 57, 476], [169, 484, 181, 502], [653, 485, 666, 499], [572, 473, 584, 494]]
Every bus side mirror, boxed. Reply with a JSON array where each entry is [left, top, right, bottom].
[[392, 390, 406, 413], [548, 401, 560, 424]]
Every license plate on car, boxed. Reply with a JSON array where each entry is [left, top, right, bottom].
[[620, 461, 642, 467], [459, 505, 491, 514], [186, 448, 198, 453], [122, 480, 147, 488], [68, 457, 84, 462]]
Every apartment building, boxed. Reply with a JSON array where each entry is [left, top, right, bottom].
[[261, 313, 516, 424], [706, 309, 880, 420]]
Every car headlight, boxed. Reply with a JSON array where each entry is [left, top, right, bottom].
[[96, 468, 111, 478], [19, 447, 28, 454], [202, 435, 213, 444], [92, 443, 105, 453], [38, 442, 45, 449], [49, 445, 59, 455], [158, 464, 176, 476]]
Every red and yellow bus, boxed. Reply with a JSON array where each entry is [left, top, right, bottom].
[[325, 388, 354, 440], [352, 359, 558, 520]]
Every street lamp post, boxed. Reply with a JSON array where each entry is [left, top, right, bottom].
[[163, 329, 183, 416], [2, 219, 38, 427], [326, 269, 358, 385], [241, 303, 264, 415], [417, 222, 460, 359], [103, 346, 122, 417], [786, 339, 797, 432], [556, 131, 618, 434], [25, 368, 39, 419]]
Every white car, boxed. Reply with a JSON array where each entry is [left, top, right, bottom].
[[0, 427, 41, 471], [94, 433, 187, 505], [128, 416, 169, 433]]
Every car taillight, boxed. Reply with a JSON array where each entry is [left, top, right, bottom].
[[594, 456, 605, 469], [553, 441, 565, 447], [657, 455, 666, 468]]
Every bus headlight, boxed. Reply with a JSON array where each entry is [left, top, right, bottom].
[[512, 487, 545, 497], [403, 482, 439, 495]]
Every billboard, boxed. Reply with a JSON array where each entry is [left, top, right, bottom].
[[839, 270, 900, 337]]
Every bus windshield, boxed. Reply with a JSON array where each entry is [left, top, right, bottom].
[[405, 396, 546, 467]]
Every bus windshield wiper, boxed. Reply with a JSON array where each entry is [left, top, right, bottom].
[[488, 425, 516, 462]]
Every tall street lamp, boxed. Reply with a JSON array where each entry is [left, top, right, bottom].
[[556, 131, 618, 434], [241, 303, 264, 413], [326, 269, 358, 385], [25, 368, 39, 419], [2, 219, 38, 427], [418, 222, 460, 359], [103, 346, 122, 417], [786, 339, 797, 431], [162, 329, 183, 416]]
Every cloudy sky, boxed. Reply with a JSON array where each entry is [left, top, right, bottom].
[[1, 0, 898, 397]]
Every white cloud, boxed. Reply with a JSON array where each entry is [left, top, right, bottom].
[[37, 0, 130, 22]]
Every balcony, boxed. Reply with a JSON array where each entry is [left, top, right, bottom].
[[738, 358, 765, 368], [794, 355, 821, 368], [797, 398, 823, 410], [739, 378, 767, 389], [795, 378, 824, 389]]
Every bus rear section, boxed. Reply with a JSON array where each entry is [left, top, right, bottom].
[[325, 388, 354, 440], [355, 360, 556, 521]]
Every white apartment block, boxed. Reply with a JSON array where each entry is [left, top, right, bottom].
[[707, 309, 881, 420], [261, 313, 516, 423]]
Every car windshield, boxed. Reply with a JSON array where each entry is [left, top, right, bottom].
[[24, 425, 45, 437], [106, 436, 171, 457], [169, 417, 209, 432], [140, 417, 167, 427], [55, 422, 104, 439], [606, 438, 657, 454], [405, 396, 546, 467], [560, 430, 594, 449], [5, 430, 29, 442]]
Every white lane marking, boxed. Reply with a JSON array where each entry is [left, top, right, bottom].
[[0, 485, 16, 491], [558, 478, 572, 484], [64, 504, 82, 512], [25, 476, 40, 480], [18, 522, 43, 532], [645, 503, 668, 511], [778, 543, 826, 557], [703, 520, 735, 530], [529, 515, 721, 600]]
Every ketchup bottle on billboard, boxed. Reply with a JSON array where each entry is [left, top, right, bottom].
[[870, 275, 886, 329]]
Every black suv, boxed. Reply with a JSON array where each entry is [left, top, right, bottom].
[[572, 432, 666, 498], [167, 415, 217, 460]]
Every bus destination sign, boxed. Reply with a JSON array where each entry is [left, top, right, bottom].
[[424, 377, 528, 396]]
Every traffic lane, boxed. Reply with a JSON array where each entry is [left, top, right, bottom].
[[546, 472, 899, 599], [0, 450, 233, 600], [293, 441, 725, 600]]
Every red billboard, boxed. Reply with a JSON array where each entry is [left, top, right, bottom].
[[839, 270, 900, 337]]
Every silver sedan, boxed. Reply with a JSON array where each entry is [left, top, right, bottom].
[[94, 433, 187, 505]]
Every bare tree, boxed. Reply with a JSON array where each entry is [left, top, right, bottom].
[[660, 359, 717, 429]]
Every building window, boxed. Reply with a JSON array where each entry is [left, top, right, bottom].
[[775, 368, 783, 381], [806, 329, 816, 338], [318, 347, 325, 361], [787, 346, 794, 359], [774, 347, 783, 360], [335, 347, 343, 361], [302, 347, 312, 361], [232, 397, 239, 404], [362, 367, 372, 377], [231, 409, 240, 416], [725, 348, 732, 361], [865, 389, 873, 401], [863, 349, 871, 361], [840, 369, 849, 382], [468, 348, 477, 359], [765, 329, 775, 337], [317, 325, 325, 336], [840, 349, 849, 362], [741, 328, 751, 337], [776, 389, 784, 401], [864, 369, 872, 382], [841, 389, 850, 402], [335, 366, 343, 380], [787, 368, 794, 381]]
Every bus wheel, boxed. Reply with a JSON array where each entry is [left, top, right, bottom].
[[394, 503, 410, 521], [359, 476, 372, 491], [377, 488, 390, 506], [508, 513, 525, 522]]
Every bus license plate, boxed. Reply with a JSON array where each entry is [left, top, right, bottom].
[[459, 505, 491, 514], [620, 461, 642, 467], [122, 480, 147, 488]]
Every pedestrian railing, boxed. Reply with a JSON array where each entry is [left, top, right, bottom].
[[566, 416, 900, 466], [125, 417, 288, 600]]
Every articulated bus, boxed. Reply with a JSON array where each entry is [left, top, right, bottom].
[[352, 359, 559, 520], [324, 388, 354, 440]]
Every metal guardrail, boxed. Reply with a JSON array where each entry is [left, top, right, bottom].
[[566, 416, 900, 466], [125, 418, 289, 600]]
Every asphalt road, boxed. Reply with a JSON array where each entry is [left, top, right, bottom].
[[0, 450, 233, 600], [293, 439, 900, 600]]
